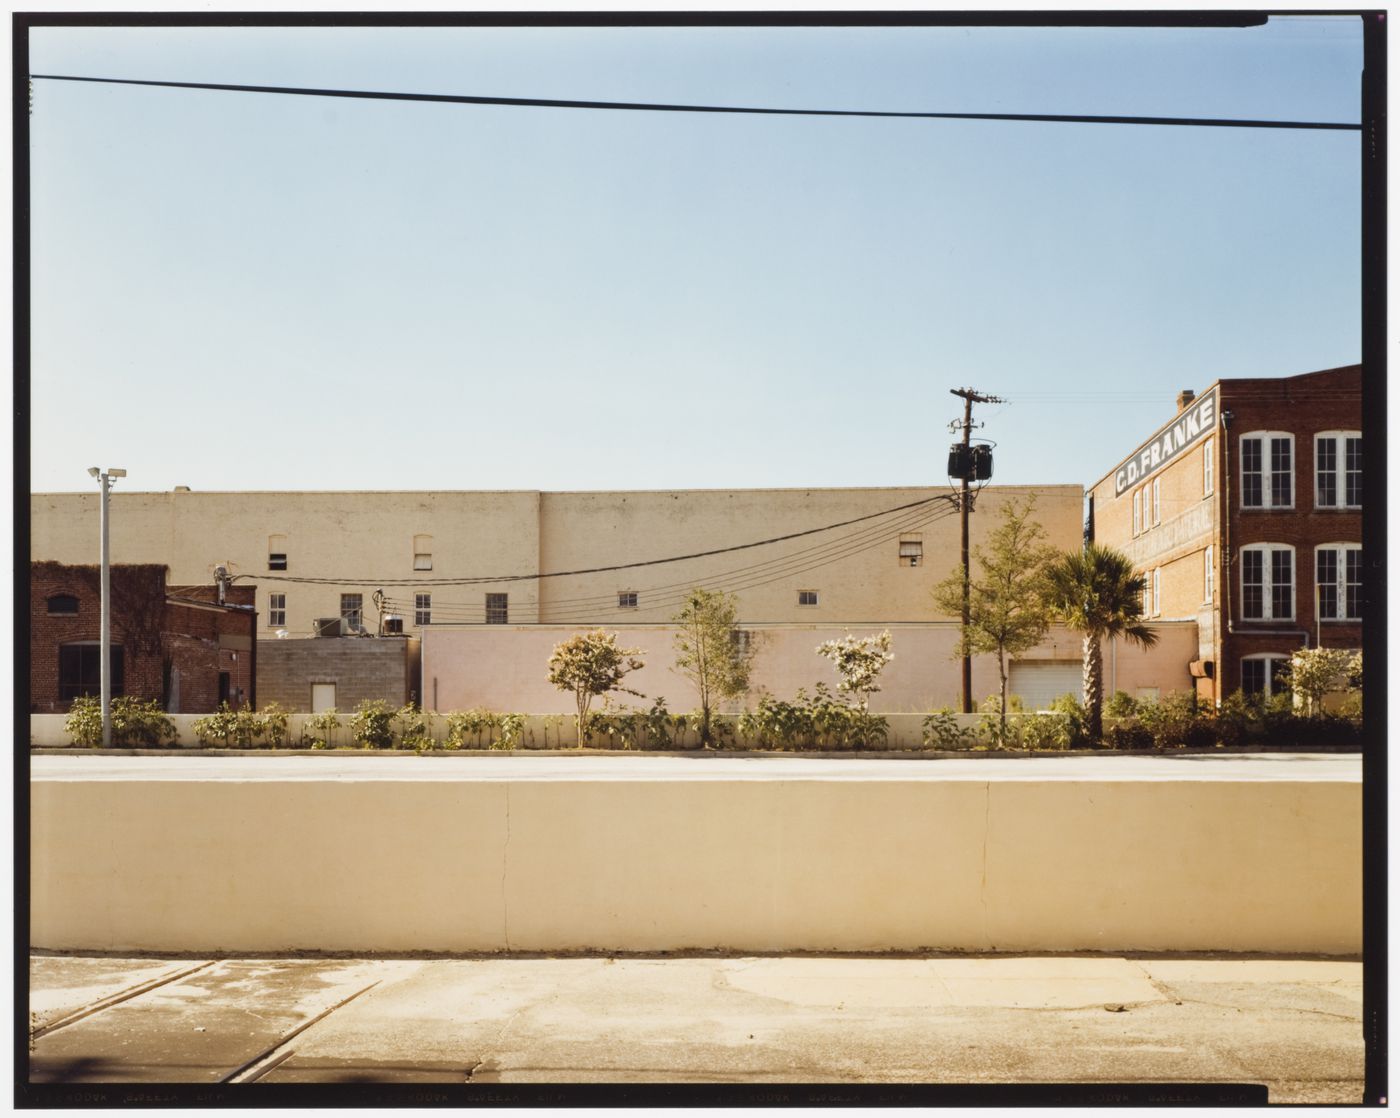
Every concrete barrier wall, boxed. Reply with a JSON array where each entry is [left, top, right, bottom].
[[31, 775, 1360, 955]]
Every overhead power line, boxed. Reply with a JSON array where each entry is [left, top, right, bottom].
[[236, 493, 956, 587], [29, 74, 1362, 132]]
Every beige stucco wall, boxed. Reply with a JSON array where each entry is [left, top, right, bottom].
[[30, 485, 1083, 642], [31, 774, 1360, 954], [422, 621, 1197, 715]]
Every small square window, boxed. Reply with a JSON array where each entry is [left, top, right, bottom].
[[269, 553, 288, 571], [798, 590, 819, 607], [414, 553, 433, 571], [485, 593, 508, 624], [414, 593, 431, 626], [618, 591, 638, 609], [340, 593, 363, 628], [47, 594, 80, 615], [898, 537, 923, 567], [269, 593, 286, 627]]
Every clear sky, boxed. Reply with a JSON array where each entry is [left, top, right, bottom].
[[25, 16, 1363, 494]]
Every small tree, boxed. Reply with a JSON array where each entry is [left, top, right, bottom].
[[1282, 647, 1360, 715], [672, 588, 755, 748], [548, 630, 646, 748], [1042, 544, 1158, 742], [932, 495, 1056, 740], [816, 630, 894, 712]]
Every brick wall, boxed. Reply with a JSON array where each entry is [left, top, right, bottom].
[[255, 637, 414, 712], [30, 563, 257, 714]]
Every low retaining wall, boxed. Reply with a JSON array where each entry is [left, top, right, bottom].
[[31, 766, 1360, 954]]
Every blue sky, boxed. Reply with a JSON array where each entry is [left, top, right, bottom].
[[26, 17, 1363, 494]]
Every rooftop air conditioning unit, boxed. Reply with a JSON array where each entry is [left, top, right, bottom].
[[314, 617, 343, 638]]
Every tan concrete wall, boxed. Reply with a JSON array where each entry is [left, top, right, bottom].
[[30, 775, 1360, 953]]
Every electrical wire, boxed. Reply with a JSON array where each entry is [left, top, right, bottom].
[[235, 493, 955, 587], [30, 73, 1363, 132]]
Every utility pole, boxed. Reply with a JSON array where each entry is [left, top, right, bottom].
[[949, 388, 1004, 713]]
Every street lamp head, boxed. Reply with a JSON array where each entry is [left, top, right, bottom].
[[87, 467, 100, 478], [108, 468, 127, 478]]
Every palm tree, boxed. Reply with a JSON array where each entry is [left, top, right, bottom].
[[1042, 544, 1159, 742]]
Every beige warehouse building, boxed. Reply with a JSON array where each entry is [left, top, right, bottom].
[[32, 483, 1192, 712]]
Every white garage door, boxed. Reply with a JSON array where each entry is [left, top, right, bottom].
[[1007, 661, 1083, 711]]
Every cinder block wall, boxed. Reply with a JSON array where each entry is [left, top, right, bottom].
[[255, 638, 412, 712]]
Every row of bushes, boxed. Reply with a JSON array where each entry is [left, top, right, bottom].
[[61, 691, 1364, 752], [920, 690, 1364, 752]]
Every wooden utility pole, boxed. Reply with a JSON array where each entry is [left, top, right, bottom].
[[950, 387, 1004, 713]]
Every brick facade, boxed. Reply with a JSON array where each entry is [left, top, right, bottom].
[[1089, 365, 1362, 703], [30, 562, 257, 714], [255, 637, 420, 712]]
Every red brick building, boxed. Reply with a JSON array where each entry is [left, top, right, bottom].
[[30, 562, 258, 713], [1088, 365, 1362, 704]]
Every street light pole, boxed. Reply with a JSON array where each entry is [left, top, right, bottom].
[[88, 466, 126, 747]]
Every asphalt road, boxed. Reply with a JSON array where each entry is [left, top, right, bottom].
[[30, 752, 1362, 783]]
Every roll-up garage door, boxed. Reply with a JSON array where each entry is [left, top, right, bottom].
[[1007, 660, 1083, 710]]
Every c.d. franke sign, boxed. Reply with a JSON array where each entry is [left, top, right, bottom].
[[1112, 389, 1217, 497]]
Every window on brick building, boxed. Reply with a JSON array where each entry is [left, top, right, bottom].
[[59, 642, 124, 701], [1241, 654, 1289, 699], [46, 594, 79, 615], [268, 593, 286, 627], [341, 593, 363, 628], [798, 590, 819, 607], [899, 536, 923, 567], [1131, 491, 1141, 536], [1203, 438, 1215, 495], [415, 593, 432, 625], [1315, 432, 1361, 509], [1151, 477, 1161, 526], [485, 593, 508, 624], [1316, 544, 1362, 622], [1241, 544, 1294, 621], [1152, 567, 1161, 617], [268, 533, 288, 571], [1240, 432, 1293, 509], [1203, 546, 1214, 604], [413, 534, 433, 571]]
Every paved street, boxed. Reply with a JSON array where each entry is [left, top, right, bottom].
[[26, 952, 1364, 1102], [30, 751, 1362, 783]]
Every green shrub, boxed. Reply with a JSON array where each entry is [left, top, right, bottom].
[[1047, 693, 1090, 749], [1103, 723, 1154, 751], [303, 709, 341, 749], [493, 713, 525, 751], [261, 702, 290, 748], [445, 708, 496, 750], [978, 694, 1025, 749], [1104, 690, 1138, 720], [63, 696, 104, 748], [349, 699, 396, 749], [921, 709, 974, 750], [1135, 691, 1210, 749], [395, 704, 435, 752], [192, 703, 248, 748]]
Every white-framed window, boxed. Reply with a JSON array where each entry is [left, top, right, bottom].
[[1240, 543, 1294, 621], [485, 593, 508, 624], [1240, 432, 1294, 509], [1315, 431, 1362, 509], [1139, 572, 1149, 616], [1316, 544, 1362, 621], [618, 590, 638, 609], [1152, 568, 1161, 616], [414, 593, 431, 626], [340, 593, 363, 627], [798, 590, 819, 607], [1203, 546, 1214, 604], [413, 534, 433, 571], [1132, 490, 1141, 536], [1203, 438, 1215, 495], [269, 593, 286, 627], [898, 535, 923, 567], [1241, 654, 1290, 699], [1151, 477, 1161, 526], [268, 533, 288, 571]]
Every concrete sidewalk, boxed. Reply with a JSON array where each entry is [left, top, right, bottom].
[[26, 952, 1365, 1103]]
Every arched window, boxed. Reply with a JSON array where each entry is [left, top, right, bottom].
[[1315, 431, 1361, 509], [46, 594, 79, 615], [1316, 543, 1362, 621], [1239, 431, 1294, 509]]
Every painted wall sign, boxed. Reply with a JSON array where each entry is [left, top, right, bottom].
[[1112, 389, 1217, 497]]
